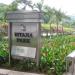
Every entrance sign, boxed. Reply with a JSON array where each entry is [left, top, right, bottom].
[[11, 22, 38, 58], [7, 11, 43, 65]]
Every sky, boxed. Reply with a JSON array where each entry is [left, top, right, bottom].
[[0, 0, 75, 16]]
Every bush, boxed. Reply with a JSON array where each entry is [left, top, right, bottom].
[[0, 36, 8, 63], [40, 35, 75, 75]]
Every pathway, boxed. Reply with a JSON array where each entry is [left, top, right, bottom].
[[0, 68, 44, 75]]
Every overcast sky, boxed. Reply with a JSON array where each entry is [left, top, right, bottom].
[[0, 0, 75, 16]]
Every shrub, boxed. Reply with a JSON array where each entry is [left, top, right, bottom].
[[40, 35, 75, 75], [0, 36, 8, 63]]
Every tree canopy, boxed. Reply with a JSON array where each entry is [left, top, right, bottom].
[[0, 0, 73, 28]]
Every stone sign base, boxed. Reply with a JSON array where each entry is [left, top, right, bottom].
[[0, 68, 44, 75]]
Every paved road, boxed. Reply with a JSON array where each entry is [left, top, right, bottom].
[[0, 69, 44, 75]]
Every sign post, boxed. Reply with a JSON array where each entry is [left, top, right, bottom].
[[7, 11, 42, 66]]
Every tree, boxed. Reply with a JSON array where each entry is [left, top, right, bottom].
[[22, 0, 33, 10], [0, 3, 9, 23], [44, 6, 55, 38], [2, 1, 18, 23], [34, 0, 44, 12], [8, 1, 18, 11], [16, 0, 33, 10], [53, 9, 69, 35]]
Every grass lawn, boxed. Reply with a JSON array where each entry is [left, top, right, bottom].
[[41, 23, 75, 32]]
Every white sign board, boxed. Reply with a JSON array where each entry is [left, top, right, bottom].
[[11, 46, 36, 58]]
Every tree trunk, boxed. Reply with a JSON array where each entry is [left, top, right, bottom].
[[23, 5, 26, 10], [57, 22, 59, 36], [50, 23, 52, 38], [62, 24, 64, 35]]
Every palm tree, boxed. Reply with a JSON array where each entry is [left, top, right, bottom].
[[14, 0, 33, 10], [44, 6, 55, 38], [34, 0, 44, 12], [54, 9, 69, 35], [59, 21, 64, 35], [53, 9, 62, 35], [34, 3, 42, 12], [22, 0, 32, 10], [8, 1, 18, 11]]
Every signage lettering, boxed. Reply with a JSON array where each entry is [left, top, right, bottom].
[[16, 38, 30, 43], [14, 32, 33, 43], [15, 33, 33, 37]]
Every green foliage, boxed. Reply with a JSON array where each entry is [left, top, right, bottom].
[[0, 36, 8, 58], [1, 34, 75, 75], [0, 2, 18, 23], [0, 3, 8, 22], [0, 34, 75, 75], [40, 35, 75, 75], [8, 1, 18, 11]]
